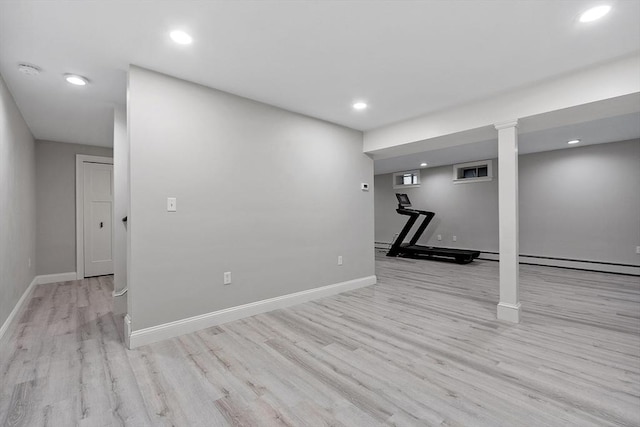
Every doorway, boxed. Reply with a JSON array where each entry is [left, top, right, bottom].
[[75, 155, 114, 279]]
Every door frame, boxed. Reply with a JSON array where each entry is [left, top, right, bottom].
[[76, 154, 114, 280]]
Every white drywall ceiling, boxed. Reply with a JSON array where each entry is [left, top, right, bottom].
[[374, 113, 640, 175], [0, 1, 639, 147]]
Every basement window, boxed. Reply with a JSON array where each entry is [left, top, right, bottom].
[[453, 160, 493, 184], [393, 170, 421, 189]]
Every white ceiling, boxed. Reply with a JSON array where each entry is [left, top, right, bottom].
[[0, 1, 639, 147], [374, 113, 640, 175]]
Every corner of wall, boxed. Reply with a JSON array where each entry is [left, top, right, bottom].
[[0, 71, 37, 334]]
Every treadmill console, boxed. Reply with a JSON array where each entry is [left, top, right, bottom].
[[396, 193, 411, 208]]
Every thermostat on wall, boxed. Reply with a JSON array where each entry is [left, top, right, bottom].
[[361, 183, 369, 191]]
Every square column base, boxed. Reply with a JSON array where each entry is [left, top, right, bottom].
[[497, 302, 521, 323]]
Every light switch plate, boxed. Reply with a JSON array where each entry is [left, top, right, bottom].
[[167, 197, 177, 212]]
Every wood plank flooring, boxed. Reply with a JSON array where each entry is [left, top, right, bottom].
[[1, 255, 639, 426]]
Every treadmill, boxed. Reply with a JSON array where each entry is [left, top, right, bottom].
[[387, 193, 480, 264]]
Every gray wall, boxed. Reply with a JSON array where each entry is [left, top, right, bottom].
[[128, 66, 374, 330], [375, 160, 499, 252], [0, 73, 36, 330], [519, 139, 639, 263], [375, 139, 640, 265], [113, 107, 128, 315], [35, 140, 113, 275]]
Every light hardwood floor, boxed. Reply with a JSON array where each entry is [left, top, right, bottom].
[[1, 255, 639, 426]]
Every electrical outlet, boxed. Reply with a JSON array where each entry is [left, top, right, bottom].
[[453, 236, 457, 242], [223, 271, 231, 285], [338, 256, 343, 266], [437, 235, 442, 241], [636, 246, 640, 254]]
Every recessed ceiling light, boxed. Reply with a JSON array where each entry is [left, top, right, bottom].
[[579, 5, 611, 22], [170, 30, 193, 45], [352, 102, 368, 110], [18, 63, 41, 76], [567, 139, 581, 145], [65, 74, 88, 86], [420, 162, 428, 167]]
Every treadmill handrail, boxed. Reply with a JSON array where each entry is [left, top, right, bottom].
[[409, 211, 435, 246], [388, 208, 436, 252], [387, 200, 481, 263], [388, 210, 420, 256]]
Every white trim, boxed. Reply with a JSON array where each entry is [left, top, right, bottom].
[[0, 276, 38, 344], [377, 243, 640, 275], [128, 275, 377, 349], [479, 252, 640, 276], [497, 302, 521, 323], [124, 314, 132, 349], [494, 120, 519, 130], [76, 154, 114, 280], [113, 287, 128, 297], [452, 159, 494, 184], [113, 292, 127, 316], [37, 272, 77, 285], [453, 176, 493, 184], [392, 170, 421, 189]]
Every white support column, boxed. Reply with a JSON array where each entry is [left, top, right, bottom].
[[495, 120, 521, 323]]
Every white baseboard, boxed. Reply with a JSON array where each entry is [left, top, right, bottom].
[[1, 272, 79, 343], [0, 275, 38, 344], [37, 272, 77, 285], [497, 302, 521, 323], [128, 275, 377, 349], [479, 252, 639, 276], [113, 292, 127, 316], [379, 242, 639, 275], [124, 314, 132, 349]]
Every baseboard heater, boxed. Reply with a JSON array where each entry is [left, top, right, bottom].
[[375, 244, 639, 276]]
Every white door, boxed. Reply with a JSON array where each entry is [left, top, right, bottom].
[[83, 162, 114, 277]]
